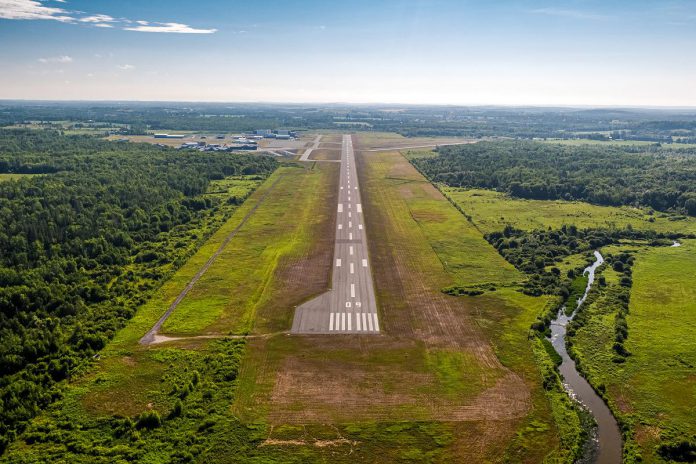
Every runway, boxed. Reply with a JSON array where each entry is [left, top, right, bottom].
[[291, 135, 380, 334]]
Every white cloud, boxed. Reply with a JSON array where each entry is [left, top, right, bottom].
[[124, 22, 217, 34], [0, 1, 217, 34], [0, 0, 74, 22], [38, 55, 73, 63], [117, 64, 135, 70], [79, 14, 115, 23]]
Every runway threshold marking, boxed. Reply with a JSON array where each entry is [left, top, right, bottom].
[[373, 313, 380, 331], [367, 313, 374, 331], [329, 313, 334, 331], [336, 258, 341, 267]]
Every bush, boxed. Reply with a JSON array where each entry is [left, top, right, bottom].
[[135, 410, 161, 430]]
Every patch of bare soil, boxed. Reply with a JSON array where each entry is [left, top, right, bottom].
[[309, 149, 341, 161]]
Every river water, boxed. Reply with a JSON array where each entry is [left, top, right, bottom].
[[549, 251, 623, 464]]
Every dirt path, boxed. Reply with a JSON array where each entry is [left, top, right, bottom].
[[139, 174, 286, 345]]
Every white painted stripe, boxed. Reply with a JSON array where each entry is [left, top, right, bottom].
[[341, 312, 346, 331], [373, 313, 380, 332], [336, 258, 341, 267], [351, 284, 355, 298], [338, 224, 343, 230], [362, 259, 368, 267], [355, 186, 358, 190], [340, 186, 343, 190], [348, 196, 351, 201], [362, 313, 367, 331], [358, 224, 363, 230], [338, 203, 343, 213], [350, 262, 354, 274], [349, 221, 352, 228], [349, 246, 354, 255], [356, 313, 362, 331], [347, 313, 352, 331], [349, 232, 353, 240], [367, 313, 374, 331], [329, 313, 334, 331], [349, 212, 352, 218], [349, 204, 352, 209], [357, 204, 362, 213]]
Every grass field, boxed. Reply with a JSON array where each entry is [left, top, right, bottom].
[[0, 173, 38, 182], [570, 240, 696, 463], [442, 188, 696, 235]]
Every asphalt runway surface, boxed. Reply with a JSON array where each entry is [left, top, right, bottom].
[[291, 135, 380, 334]]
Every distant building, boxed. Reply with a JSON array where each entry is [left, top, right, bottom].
[[154, 133, 185, 139]]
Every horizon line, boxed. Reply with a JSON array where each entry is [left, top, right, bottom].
[[2, 98, 696, 111]]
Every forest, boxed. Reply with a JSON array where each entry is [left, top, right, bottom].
[[412, 141, 696, 214], [0, 129, 277, 451]]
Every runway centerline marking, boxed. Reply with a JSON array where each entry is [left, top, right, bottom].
[[350, 262, 354, 274], [349, 246, 354, 255], [351, 284, 355, 298]]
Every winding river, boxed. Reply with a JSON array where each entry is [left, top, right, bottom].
[[549, 251, 623, 464]]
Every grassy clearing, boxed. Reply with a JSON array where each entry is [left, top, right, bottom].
[[0, 173, 38, 182], [443, 188, 696, 235], [570, 240, 696, 462], [161, 164, 333, 336]]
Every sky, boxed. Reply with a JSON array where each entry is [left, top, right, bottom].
[[0, 0, 695, 106]]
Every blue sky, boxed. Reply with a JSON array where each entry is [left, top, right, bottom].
[[1, 0, 695, 105]]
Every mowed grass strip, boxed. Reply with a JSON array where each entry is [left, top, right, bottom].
[[161, 164, 334, 336], [368, 153, 520, 288], [444, 188, 696, 235]]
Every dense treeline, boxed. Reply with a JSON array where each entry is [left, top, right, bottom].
[[3, 103, 695, 141], [413, 141, 696, 214], [0, 129, 276, 452]]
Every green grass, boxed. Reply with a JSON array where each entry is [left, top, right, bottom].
[[161, 166, 329, 336], [444, 188, 696, 235], [0, 173, 38, 182], [572, 240, 696, 462]]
